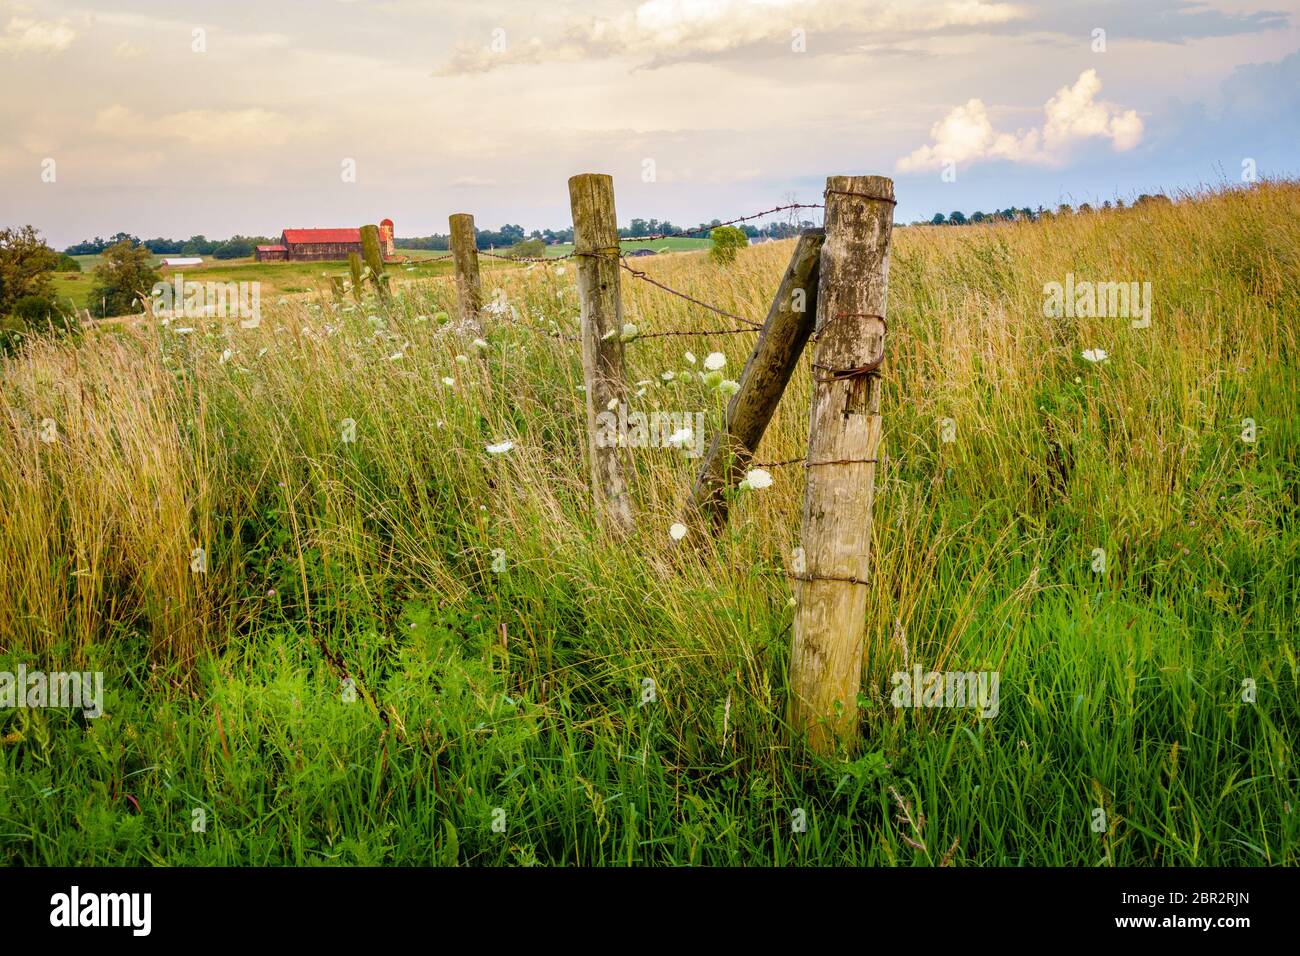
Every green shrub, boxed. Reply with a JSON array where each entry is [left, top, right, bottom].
[[709, 225, 747, 264], [509, 238, 547, 259]]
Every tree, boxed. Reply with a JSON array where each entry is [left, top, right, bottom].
[[709, 225, 748, 264], [508, 238, 546, 259], [55, 252, 82, 272], [0, 225, 60, 317], [948, 211, 967, 225], [930, 213, 946, 226], [89, 240, 160, 318]]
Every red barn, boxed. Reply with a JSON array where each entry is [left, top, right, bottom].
[[255, 222, 395, 262], [279, 228, 364, 262]]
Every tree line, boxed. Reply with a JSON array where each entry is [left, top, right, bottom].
[[918, 194, 1170, 226], [64, 233, 278, 259]]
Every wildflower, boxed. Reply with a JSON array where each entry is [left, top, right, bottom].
[[1082, 348, 1108, 363], [703, 352, 726, 371], [717, 379, 740, 396], [455, 354, 469, 365], [621, 323, 639, 342], [741, 468, 773, 491], [442, 377, 455, 386], [473, 338, 489, 350], [703, 370, 723, 388], [486, 441, 514, 454], [491, 549, 507, 573], [416, 315, 429, 323], [667, 427, 693, 447], [220, 349, 232, 364], [661, 371, 675, 382], [684, 351, 697, 364], [669, 522, 688, 542]]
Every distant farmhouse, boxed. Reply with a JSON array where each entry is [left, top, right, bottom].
[[256, 219, 395, 262], [159, 256, 203, 267]]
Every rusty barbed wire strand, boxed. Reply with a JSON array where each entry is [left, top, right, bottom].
[[632, 327, 755, 338], [618, 257, 763, 329], [393, 202, 824, 339], [405, 201, 826, 264], [619, 203, 825, 242]]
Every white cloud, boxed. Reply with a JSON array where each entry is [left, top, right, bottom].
[[0, 14, 75, 54], [438, 0, 1025, 73], [897, 69, 1143, 171]]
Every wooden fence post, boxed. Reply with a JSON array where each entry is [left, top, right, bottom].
[[348, 252, 364, 304], [449, 213, 483, 334], [569, 172, 634, 536], [684, 230, 824, 537], [360, 224, 391, 298], [787, 175, 895, 754]]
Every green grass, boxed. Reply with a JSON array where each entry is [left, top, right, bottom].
[[1, 183, 1296, 866]]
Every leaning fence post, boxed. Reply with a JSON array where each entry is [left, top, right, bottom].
[[449, 213, 483, 334], [569, 172, 634, 536], [787, 175, 895, 754], [684, 230, 824, 539]]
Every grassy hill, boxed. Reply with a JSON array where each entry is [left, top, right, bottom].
[[1, 183, 1296, 865]]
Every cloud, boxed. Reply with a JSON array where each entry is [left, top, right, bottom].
[[1006, 0, 1289, 44], [897, 69, 1142, 171], [0, 14, 75, 54], [436, 0, 1026, 74], [91, 105, 314, 148]]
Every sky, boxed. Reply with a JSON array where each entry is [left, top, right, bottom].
[[2, 0, 1298, 248]]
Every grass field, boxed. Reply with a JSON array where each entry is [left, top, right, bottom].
[[56, 254, 523, 315], [2, 183, 1296, 866]]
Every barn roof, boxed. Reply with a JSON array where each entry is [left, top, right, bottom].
[[282, 228, 362, 245]]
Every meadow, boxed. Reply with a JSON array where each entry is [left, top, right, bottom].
[[1, 183, 1296, 866]]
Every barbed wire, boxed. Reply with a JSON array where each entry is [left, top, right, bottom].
[[392, 201, 821, 340], [617, 258, 762, 329], [400, 201, 825, 264], [619, 203, 825, 242]]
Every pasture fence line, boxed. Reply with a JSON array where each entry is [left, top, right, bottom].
[[358, 175, 892, 755]]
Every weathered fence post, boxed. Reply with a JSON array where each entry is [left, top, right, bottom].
[[360, 224, 392, 298], [569, 172, 634, 536], [684, 230, 824, 538], [449, 213, 483, 334], [347, 252, 364, 303], [787, 175, 895, 754]]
